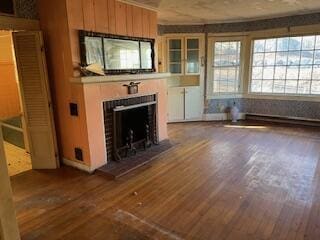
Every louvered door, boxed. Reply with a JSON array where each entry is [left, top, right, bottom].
[[13, 31, 59, 169]]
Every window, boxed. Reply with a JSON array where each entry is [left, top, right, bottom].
[[80, 31, 155, 74], [250, 35, 320, 95], [211, 41, 241, 93]]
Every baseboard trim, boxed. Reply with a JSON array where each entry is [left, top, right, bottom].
[[62, 158, 94, 174], [246, 113, 320, 126], [203, 113, 246, 121]]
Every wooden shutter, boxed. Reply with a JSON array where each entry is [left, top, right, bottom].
[[12, 31, 59, 169]]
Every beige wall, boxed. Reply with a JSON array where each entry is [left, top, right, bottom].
[[0, 34, 21, 120]]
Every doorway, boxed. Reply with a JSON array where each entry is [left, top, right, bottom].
[[0, 30, 31, 176], [0, 30, 60, 173]]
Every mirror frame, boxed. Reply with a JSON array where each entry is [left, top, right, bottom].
[[79, 30, 156, 75]]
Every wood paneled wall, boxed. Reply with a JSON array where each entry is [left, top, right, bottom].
[[38, 0, 158, 167], [0, 35, 21, 120], [38, 0, 91, 165], [66, 0, 158, 70]]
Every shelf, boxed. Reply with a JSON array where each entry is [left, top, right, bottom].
[[70, 72, 171, 84]]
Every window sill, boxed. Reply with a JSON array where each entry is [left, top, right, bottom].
[[206, 93, 320, 102], [243, 93, 320, 102]]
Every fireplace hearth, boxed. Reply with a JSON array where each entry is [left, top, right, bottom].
[[103, 94, 158, 162]]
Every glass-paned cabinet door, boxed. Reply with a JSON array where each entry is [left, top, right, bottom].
[[186, 38, 200, 74], [168, 38, 183, 74]]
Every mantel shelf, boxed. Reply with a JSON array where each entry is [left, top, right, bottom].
[[71, 73, 171, 84]]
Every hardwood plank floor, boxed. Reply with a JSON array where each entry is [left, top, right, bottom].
[[10, 121, 320, 240]]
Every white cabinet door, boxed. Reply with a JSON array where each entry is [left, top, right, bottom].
[[167, 88, 185, 122], [168, 38, 184, 75], [185, 87, 202, 120], [185, 38, 200, 75]]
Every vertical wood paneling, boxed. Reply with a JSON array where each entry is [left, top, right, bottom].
[[94, 0, 108, 33], [82, 0, 95, 31], [132, 6, 142, 37], [107, 0, 116, 34], [149, 11, 158, 39], [66, 0, 84, 29], [142, 9, 150, 38], [115, 1, 127, 36], [126, 5, 133, 37]]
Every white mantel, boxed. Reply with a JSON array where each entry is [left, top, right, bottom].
[[71, 72, 171, 84]]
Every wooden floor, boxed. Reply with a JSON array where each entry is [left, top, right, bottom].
[[5, 141, 31, 176], [11, 121, 320, 240]]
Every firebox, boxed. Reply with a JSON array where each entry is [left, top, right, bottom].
[[103, 94, 158, 162]]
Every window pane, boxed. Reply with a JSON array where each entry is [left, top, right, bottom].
[[302, 36, 315, 50], [275, 52, 287, 65], [285, 80, 298, 94], [273, 80, 285, 93], [253, 53, 264, 66], [263, 67, 274, 79], [262, 80, 273, 93], [286, 66, 299, 79], [265, 39, 277, 52], [169, 39, 181, 49], [187, 39, 199, 49], [264, 52, 276, 66], [252, 67, 263, 79], [187, 50, 199, 73], [311, 80, 320, 94], [287, 51, 301, 65], [300, 51, 314, 65], [274, 66, 286, 80], [316, 36, 320, 49], [313, 65, 320, 79], [170, 64, 181, 73], [289, 37, 302, 51], [314, 50, 320, 64], [298, 80, 311, 94], [254, 40, 265, 52], [169, 51, 181, 62], [277, 37, 289, 51], [251, 80, 262, 92], [299, 66, 312, 79]]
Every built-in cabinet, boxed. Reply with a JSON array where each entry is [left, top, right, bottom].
[[168, 86, 202, 121], [167, 37, 201, 75], [161, 34, 205, 122]]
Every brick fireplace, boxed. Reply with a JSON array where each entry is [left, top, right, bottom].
[[103, 94, 158, 162], [78, 78, 168, 171]]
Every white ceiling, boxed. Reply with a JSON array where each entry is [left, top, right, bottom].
[[122, 0, 320, 25]]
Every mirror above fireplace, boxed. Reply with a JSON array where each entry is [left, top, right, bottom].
[[80, 30, 155, 75]]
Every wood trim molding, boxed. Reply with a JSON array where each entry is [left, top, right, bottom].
[[203, 113, 246, 121], [0, 126, 21, 240], [62, 158, 95, 174], [0, 15, 39, 30]]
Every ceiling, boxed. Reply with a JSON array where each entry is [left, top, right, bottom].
[[122, 0, 320, 25]]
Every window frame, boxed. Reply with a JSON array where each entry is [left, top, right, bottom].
[[207, 36, 245, 98], [248, 33, 320, 97], [79, 30, 156, 75]]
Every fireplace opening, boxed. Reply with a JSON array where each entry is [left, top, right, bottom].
[[103, 95, 158, 162]]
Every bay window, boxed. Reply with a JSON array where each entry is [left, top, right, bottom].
[[250, 35, 320, 95]]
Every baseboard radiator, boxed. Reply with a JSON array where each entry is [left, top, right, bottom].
[[245, 114, 320, 127]]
